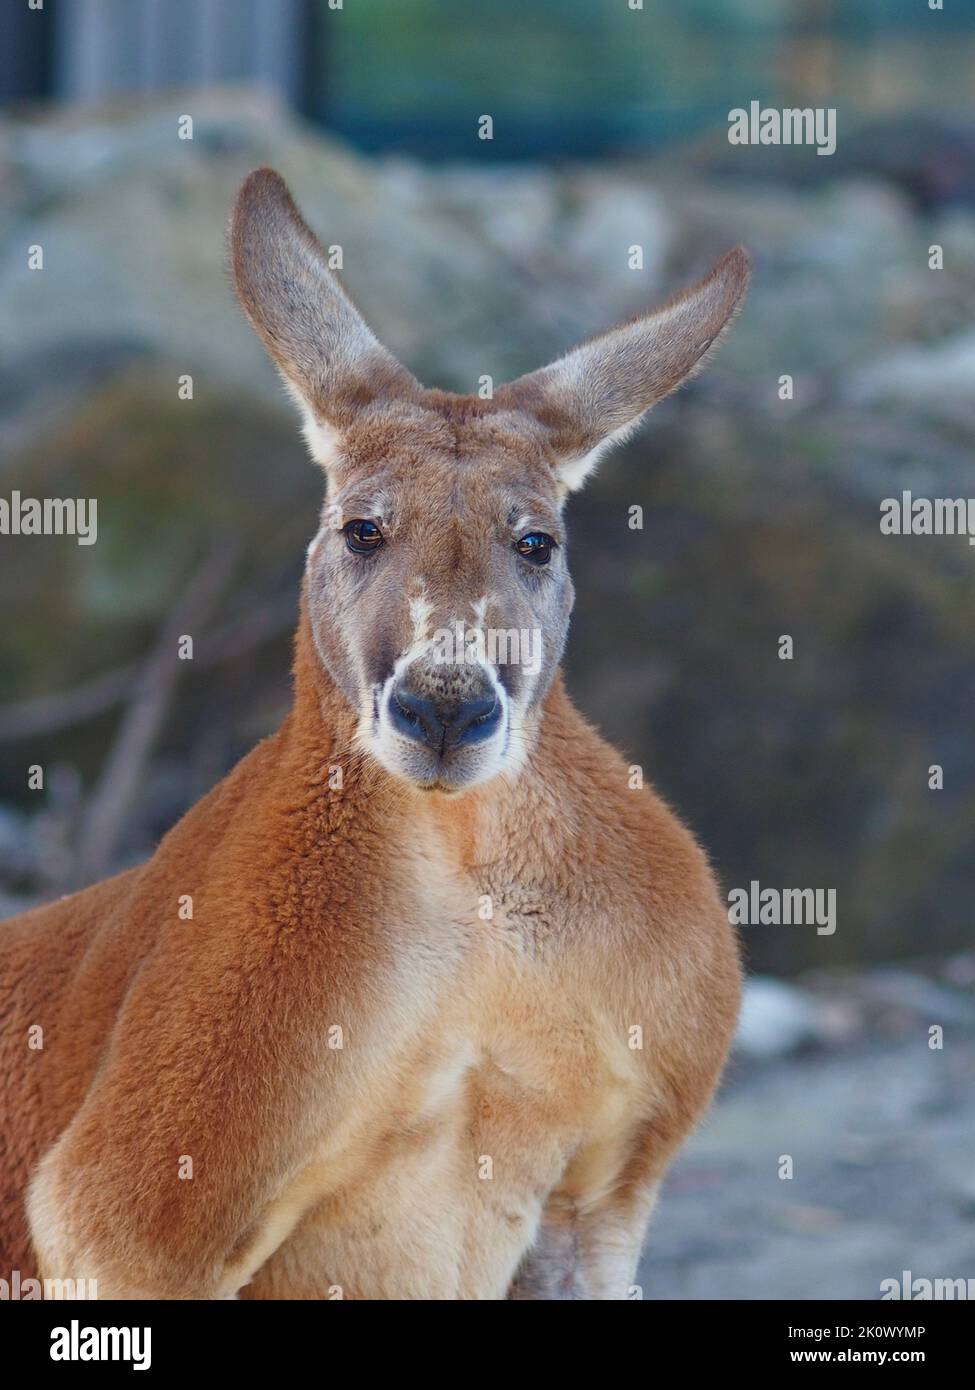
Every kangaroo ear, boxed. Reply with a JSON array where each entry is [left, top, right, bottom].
[[230, 168, 421, 466], [497, 247, 750, 492]]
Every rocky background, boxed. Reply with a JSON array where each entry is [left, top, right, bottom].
[[648, 953, 975, 1298], [0, 89, 973, 1298]]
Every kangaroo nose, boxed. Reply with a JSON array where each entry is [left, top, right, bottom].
[[390, 683, 501, 752]]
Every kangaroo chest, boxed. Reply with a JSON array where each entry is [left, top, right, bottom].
[[240, 866, 632, 1300]]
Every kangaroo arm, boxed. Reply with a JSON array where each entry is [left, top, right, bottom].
[[27, 910, 335, 1299]]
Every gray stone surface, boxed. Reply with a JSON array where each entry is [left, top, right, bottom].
[[639, 964, 975, 1300]]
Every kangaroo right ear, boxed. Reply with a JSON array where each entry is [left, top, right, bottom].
[[230, 168, 420, 466], [496, 246, 750, 493]]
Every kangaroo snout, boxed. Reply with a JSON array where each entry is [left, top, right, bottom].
[[390, 676, 501, 753]]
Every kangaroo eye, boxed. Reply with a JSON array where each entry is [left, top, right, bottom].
[[345, 519, 384, 554], [515, 532, 555, 565]]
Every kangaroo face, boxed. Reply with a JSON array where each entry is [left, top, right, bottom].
[[303, 402, 572, 791], [231, 168, 749, 794]]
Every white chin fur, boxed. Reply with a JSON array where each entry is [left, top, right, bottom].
[[357, 667, 517, 792]]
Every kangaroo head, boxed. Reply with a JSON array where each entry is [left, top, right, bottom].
[[231, 168, 749, 794]]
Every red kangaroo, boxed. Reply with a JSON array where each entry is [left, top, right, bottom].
[[0, 169, 749, 1299]]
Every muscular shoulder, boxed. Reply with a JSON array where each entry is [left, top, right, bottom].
[[525, 683, 739, 1003], [533, 684, 715, 907]]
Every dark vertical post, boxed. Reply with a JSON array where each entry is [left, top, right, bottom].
[[293, 0, 328, 123], [0, 0, 54, 106]]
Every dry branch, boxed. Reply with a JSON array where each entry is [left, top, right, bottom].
[[72, 537, 239, 887]]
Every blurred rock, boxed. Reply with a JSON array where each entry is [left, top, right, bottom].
[[735, 977, 826, 1059], [848, 328, 975, 414], [642, 1012, 975, 1299], [0, 805, 34, 882], [857, 968, 975, 1028]]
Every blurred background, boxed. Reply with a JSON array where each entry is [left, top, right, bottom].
[[1, 0, 973, 1297]]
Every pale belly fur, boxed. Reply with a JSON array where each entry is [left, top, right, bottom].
[[235, 922, 638, 1301]]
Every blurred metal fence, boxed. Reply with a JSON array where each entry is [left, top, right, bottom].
[[2, 0, 973, 159], [1, 0, 313, 107]]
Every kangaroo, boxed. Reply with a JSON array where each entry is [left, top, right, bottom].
[[0, 169, 748, 1300]]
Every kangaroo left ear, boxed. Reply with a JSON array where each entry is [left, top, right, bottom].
[[230, 167, 422, 468], [497, 247, 750, 492]]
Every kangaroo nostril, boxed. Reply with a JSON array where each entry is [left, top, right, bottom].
[[394, 693, 420, 725], [449, 695, 501, 748], [390, 685, 441, 747]]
